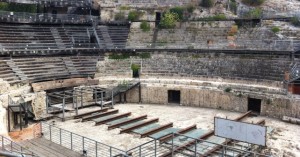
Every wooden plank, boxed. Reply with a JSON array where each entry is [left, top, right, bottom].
[[95, 112, 132, 126], [82, 109, 118, 122], [31, 78, 99, 92], [74, 108, 109, 119], [108, 115, 147, 130], [120, 118, 159, 134], [141, 123, 173, 138]]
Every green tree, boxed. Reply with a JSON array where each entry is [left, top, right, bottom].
[[271, 26, 280, 33], [159, 11, 179, 29]]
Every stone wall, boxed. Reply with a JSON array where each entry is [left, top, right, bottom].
[[124, 81, 300, 119]]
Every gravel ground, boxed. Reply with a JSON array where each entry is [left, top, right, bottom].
[[48, 103, 300, 156]]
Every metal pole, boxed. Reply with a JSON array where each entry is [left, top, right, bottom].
[[7, 108, 10, 132], [81, 89, 83, 108], [59, 128, 62, 145], [82, 137, 84, 154], [95, 142, 98, 157], [171, 134, 174, 157], [94, 89, 97, 106], [46, 96, 49, 114], [111, 90, 114, 108], [139, 145, 141, 157], [194, 141, 197, 156], [62, 97, 65, 122], [154, 139, 157, 157], [49, 125, 52, 141], [71, 132, 73, 150], [75, 95, 78, 116], [109, 147, 112, 157], [19, 105, 22, 130], [101, 92, 103, 109]]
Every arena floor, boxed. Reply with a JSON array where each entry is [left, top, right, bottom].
[[48, 103, 300, 157]]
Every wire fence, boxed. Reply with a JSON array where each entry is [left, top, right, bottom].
[[0, 134, 36, 156], [41, 122, 128, 157]]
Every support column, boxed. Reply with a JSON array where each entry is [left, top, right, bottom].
[[139, 84, 141, 103]]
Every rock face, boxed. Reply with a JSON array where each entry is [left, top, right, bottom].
[[31, 92, 46, 120], [0, 79, 10, 94]]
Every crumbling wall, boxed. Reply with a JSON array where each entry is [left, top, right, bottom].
[[31, 92, 46, 120]]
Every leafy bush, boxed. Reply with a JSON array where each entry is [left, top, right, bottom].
[[242, 0, 265, 6], [139, 53, 151, 59], [187, 5, 195, 13], [109, 53, 131, 59], [213, 14, 226, 20], [170, 7, 184, 20], [159, 11, 179, 29], [244, 8, 262, 18], [228, 25, 238, 36], [128, 10, 140, 21], [224, 87, 232, 93], [0, 2, 36, 13], [229, 0, 237, 15], [131, 64, 140, 71], [115, 12, 126, 21], [291, 17, 300, 26], [271, 26, 280, 33], [201, 0, 215, 8], [140, 21, 151, 32]]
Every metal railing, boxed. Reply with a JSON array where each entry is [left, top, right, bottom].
[[0, 0, 91, 6], [0, 11, 98, 24], [0, 134, 36, 156], [126, 133, 270, 157], [41, 122, 128, 157]]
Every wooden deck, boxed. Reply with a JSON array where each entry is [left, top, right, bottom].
[[18, 138, 82, 157]]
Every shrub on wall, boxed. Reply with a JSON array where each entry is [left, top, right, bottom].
[[140, 21, 151, 32], [0, 2, 37, 13], [271, 26, 280, 33], [242, 0, 265, 6], [159, 11, 179, 29], [244, 8, 262, 18], [201, 0, 215, 8], [115, 12, 126, 21], [291, 17, 300, 27], [128, 10, 141, 21], [170, 6, 184, 20]]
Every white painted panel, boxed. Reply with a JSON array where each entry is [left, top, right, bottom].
[[214, 117, 266, 146]]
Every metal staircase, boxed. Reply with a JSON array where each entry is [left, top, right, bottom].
[[63, 57, 80, 76]]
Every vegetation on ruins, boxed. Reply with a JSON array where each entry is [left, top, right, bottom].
[[128, 10, 142, 21], [242, 0, 265, 6], [170, 7, 184, 20], [228, 25, 238, 36], [131, 64, 140, 76], [229, 0, 238, 15], [0, 2, 36, 13], [201, 0, 215, 8], [140, 21, 151, 32], [109, 53, 151, 59], [291, 17, 300, 27], [224, 87, 232, 93], [271, 26, 280, 33], [186, 5, 195, 13], [159, 11, 179, 29], [244, 8, 263, 19], [115, 12, 126, 21], [139, 53, 151, 59]]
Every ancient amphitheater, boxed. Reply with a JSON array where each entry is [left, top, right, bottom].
[[0, 0, 300, 157]]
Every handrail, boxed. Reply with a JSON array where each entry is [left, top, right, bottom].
[[41, 122, 128, 157], [0, 134, 36, 156]]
